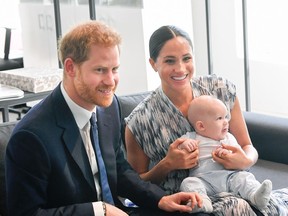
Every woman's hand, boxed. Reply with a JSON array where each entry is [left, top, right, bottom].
[[226, 96, 258, 169], [178, 139, 199, 152], [213, 145, 233, 158], [212, 143, 254, 170], [164, 138, 199, 171], [126, 128, 199, 184], [158, 192, 202, 213]]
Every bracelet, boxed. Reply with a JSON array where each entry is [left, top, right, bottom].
[[102, 202, 107, 216]]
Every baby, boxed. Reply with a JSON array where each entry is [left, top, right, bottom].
[[178, 95, 272, 213]]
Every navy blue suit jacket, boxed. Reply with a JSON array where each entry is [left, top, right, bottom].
[[5, 84, 165, 216]]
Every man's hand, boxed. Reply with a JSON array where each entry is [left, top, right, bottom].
[[106, 203, 128, 216], [158, 192, 202, 213]]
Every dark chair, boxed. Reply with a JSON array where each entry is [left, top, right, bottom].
[[0, 27, 23, 71], [0, 27, 26, 120]]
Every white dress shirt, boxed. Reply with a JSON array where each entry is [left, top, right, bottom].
[[60, 83, 105, 216]]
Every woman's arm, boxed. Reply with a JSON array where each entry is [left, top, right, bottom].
[[125, 127, 198, 184], [212, 96, 258, 170]]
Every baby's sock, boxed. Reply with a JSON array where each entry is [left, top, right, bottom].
[[250, 179, 272, 210], [189, 194, 213, 213]]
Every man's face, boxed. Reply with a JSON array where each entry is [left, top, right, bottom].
[[72, 44, 120, 111]]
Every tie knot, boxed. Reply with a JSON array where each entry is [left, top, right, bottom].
[[90, 112, 97, 126]]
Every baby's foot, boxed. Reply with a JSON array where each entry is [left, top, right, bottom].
[[250, 179, 272, 210], [189, 195, 213, 213]]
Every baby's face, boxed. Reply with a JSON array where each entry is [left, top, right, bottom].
[[200, 105, 229, 141]]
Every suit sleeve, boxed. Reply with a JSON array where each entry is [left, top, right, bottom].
[[5, 130, 95, 216], [113, 95, 167, 209]]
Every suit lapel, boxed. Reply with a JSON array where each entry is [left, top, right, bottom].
[[97, 107, 117, 193], [97, 108, 116, 168], [52, 85, 96, 191], [62, 126, 96, 191]]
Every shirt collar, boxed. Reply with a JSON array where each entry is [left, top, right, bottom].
[[60, 82, 96, 129]]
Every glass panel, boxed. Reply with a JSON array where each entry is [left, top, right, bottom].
[[77, 0, 143, 7], [235, 0, 288, 117]]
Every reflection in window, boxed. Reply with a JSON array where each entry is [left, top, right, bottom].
[[77, 0, 143, 8]]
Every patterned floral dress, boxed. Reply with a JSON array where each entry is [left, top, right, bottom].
[[125, 74, 288, 215], [125, 74, 236, 194]]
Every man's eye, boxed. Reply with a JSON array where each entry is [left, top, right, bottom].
[[96, 68, 104, 73], [113, 67, 119, 73]]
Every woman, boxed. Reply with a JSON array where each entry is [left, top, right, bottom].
[[125, 25, 259, 214]]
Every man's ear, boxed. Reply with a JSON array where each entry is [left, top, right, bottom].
[[149, 58, 157, 72], [64, 58, 76, 77]]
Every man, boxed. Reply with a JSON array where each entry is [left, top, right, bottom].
[[5, 21, 202, 216]]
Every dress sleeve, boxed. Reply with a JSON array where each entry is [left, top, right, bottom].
[[193, 74, 237, 113]]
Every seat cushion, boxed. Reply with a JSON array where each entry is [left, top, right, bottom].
[[0, 121, 17, 216], [251, 159, 288, 190]]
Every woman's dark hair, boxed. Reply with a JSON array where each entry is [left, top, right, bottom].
[[149, 25, 193, 61]]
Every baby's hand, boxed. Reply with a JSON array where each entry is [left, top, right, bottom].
[[178, 139, 199, 152], [214, 145, 232, 158]]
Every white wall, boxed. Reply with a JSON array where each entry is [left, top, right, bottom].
[[191, 0, 288, 118], [17, 0, 194, 96]]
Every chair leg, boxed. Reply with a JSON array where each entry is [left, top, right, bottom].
[[8, 108, 21, 120]]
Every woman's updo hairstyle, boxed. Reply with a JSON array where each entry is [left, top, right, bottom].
[[149, 25, 193, 62]]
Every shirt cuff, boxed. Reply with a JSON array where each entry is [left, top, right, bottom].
[[92, 201, 105, 216]]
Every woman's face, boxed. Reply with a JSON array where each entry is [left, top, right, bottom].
[[150, 36, 194, 94]]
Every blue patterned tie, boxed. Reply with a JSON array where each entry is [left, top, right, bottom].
[[90, 112, 114, 204]]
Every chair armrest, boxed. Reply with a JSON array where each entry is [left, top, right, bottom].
[[244, 111, 288, 165]]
